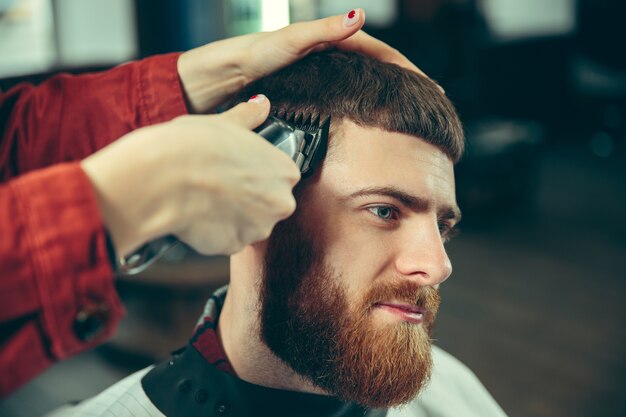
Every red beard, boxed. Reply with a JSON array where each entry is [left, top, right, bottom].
[[260, 208, 441, 408]]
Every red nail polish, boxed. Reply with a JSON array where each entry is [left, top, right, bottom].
[[343, 9, 359, 28], [248, 94, 266, 103]]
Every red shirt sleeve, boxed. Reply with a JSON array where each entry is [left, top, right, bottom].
[[0, 52, 188, 396]]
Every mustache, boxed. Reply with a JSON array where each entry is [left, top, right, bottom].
[[362, 280, 441, 312]]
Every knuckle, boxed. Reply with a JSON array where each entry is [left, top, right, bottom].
[[243, 225, 268, 245], [286, 165, 301, 183], [257, 224, 274, 241], [277, 196, 296, 218], [271, 155, 301, 183], [286, 195, 297, 212]]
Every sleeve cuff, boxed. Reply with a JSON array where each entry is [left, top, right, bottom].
[[9, 162, 125, 358], [135, 52, 189, 125]]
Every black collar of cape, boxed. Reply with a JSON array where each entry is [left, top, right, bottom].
[[142, 344, 387, 417]]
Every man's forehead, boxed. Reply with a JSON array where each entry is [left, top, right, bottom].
[[320, 120, 458, 212], [327, 120, 454, 176]]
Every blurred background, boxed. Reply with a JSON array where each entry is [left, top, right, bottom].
[[0, 0, 624, 416]]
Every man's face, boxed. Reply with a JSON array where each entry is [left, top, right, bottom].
[[260, 121, 460, 408]]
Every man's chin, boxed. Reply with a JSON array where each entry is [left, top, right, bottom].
[[305, 326, 434, 408]]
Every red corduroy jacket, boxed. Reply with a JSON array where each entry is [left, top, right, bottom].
[[0, 52, 188, 396]]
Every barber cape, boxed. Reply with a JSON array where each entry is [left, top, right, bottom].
[[46, 287, 507, 417]]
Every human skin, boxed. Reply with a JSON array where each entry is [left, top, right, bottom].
[[220, 120, 461, 394]]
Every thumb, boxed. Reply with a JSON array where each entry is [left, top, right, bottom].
[[219, 94, 271, 129], [276, 9, 365, 54]]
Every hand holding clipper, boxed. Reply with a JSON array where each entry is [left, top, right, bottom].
[[112, 103, 330, 274], [83, 97, 305, 274]]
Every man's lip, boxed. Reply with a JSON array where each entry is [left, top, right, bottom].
[[374, 302, 426, 315], [374, 302, 425, 324]]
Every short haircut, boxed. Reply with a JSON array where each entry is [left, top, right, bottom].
[[238, 51, 464, 163]]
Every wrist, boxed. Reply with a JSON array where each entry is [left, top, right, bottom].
[[178, 42, 247, 114], [81, 127, 183, 256]]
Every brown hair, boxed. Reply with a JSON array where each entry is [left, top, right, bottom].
[[239, 51, 465, 162]]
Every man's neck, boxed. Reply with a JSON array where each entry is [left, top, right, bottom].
[[217, 290, 326, 395]]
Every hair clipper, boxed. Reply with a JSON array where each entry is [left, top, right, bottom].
[[254, 112, 330, 177], [117, 112, 330, 275]]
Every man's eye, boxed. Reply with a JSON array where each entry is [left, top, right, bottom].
[[439, 222, 459, 242], [367, 206, 397, 220], [438, 222, 450, 234]]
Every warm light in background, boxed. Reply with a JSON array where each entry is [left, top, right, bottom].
[[261, 0, 290, 31]]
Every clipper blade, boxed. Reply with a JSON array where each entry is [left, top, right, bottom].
[[255, 110, 330, 177]]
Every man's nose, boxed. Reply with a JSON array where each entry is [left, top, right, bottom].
[[394, 222, 452, 287]]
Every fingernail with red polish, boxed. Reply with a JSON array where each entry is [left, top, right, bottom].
[[343, 9, 359, 28], [248, 94, 266, 103]]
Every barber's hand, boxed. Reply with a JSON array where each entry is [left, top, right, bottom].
[[82, 96, 300, 256], [178, 9, 427, 114]]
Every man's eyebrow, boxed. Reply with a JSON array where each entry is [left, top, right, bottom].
[[346, 186, 462, 223]]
